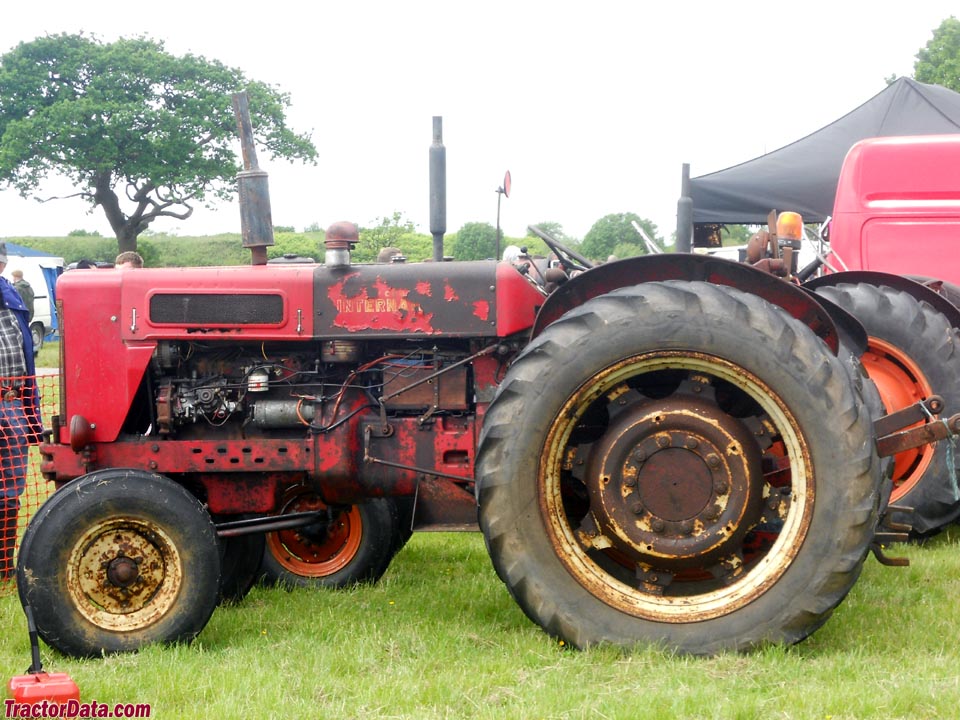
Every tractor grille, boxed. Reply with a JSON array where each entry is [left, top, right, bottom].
[[150, 294, 284, 325]]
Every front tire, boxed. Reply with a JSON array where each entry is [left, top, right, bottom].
[[17, 469, 221, 658], [477, 281, 881, 654], [217, 528, 265, 604]]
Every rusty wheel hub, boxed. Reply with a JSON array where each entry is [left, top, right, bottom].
[[583, 389, 764, 568], [69, 519, 182, 630]]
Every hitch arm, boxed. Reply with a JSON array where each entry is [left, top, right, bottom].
[[873, 395, 960, 458]]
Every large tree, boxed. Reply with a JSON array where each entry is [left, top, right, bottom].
[[0, 33, 317, 251], [355, 211, 418, 263], [450, 222, 498, 260], [914, 16, 960, 92]]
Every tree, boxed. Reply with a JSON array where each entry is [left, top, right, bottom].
[[355, 212, 418, 263], [0, 33, 317, 252], [449, 222, 498, 260], [914, 16, 960, 92], [581, 213, 661, 261], [526, 221, 577, 246]]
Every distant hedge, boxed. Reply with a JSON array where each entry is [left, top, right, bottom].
[[4, 230, 539, 267]]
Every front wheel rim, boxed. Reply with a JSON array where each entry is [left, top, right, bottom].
[[67, 518, 183, 632]]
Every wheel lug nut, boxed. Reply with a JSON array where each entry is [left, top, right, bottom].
[[631, 502, 645, 515], [656, 435, 670, 448], [651, 518, 665, 533], [624, 476, 637, 488], [706, 453, 721, 469], [633, 450, 646, 462], [714, 478, 729, 494]]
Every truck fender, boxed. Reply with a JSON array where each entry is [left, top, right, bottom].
[[532, 253, 842, 354], [805, 271, 960, 331]]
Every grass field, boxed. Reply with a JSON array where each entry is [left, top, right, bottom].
[[1, 527, 960, 719], [8, 342, 960, 718], [35, 339, 59, 371]]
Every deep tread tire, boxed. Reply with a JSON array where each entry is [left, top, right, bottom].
[[17, 469, 221, 658], [259, 492, 399, 589], [815, 283, 960, 535], [476, 281, 881, 654], [836, 343, 895, 510]]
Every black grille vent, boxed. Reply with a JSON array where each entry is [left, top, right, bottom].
[[150, 294, 283, 325]]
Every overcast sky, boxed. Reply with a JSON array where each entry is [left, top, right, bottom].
[[0, 1, 956, 244]]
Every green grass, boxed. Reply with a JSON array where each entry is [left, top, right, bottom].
[[12, 347, 960, 717], [35, 339, 59, 370], [2, 529, 960, 719]]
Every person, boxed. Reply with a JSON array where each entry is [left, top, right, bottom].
[[10, 270, 34, 323], [376, 247, 403, 264], [502, 245, 523, 264], [0, 243, 41, 580], [115, 251, 144, 268]]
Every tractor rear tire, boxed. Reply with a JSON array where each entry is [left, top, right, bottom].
[[17, 469, 221, 658], [476, 281, 881, 655], [815, 282, 960, 535], [259, 487, 398, 589]]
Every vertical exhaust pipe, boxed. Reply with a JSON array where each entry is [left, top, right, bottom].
[[676, 163, 693, 254], [429, 117, 447, 262], [232, 91, 275, 265]]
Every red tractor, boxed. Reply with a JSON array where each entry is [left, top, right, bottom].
[[17, 97, 954, 658]]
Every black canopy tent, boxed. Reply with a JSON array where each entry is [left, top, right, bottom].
[[676, 78, 960, 250]]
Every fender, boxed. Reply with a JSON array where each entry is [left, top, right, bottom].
[[805, 270, 960, 331], [533, 253, 841, 354]]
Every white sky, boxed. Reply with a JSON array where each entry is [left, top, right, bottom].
[[0, 1, 956, 243]]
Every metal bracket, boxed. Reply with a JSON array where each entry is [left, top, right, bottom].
[[874, 395, 960, 457], [870, 503, 914, 567]]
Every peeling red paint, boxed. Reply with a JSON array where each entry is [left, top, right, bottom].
[[472, 300, 490, 321], [444, 283, 459, 302], [416, 281, 432, 296], [328, 275, 436, 333]]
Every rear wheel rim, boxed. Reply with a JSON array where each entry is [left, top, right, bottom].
[[265, 488, 363, 577], [861, 336, 933, 500], [539, 352, 813, 622]]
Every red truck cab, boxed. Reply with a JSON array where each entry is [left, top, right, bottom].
[[828, 134, 960, 282]]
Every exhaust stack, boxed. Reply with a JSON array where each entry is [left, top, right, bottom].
[[429, 116, 447, 262], [232, 91, 275, 265]]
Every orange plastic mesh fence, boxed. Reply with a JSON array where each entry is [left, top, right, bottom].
[[0, 374, 59, 593]]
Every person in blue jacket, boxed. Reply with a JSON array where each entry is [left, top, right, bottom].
[[0, 243, 41, 579]]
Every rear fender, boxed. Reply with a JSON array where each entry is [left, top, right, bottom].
[[806, 270, 960, 331], [533, 254, 841, 354]]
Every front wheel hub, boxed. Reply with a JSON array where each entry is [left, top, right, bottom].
[[585, 393, 764, 568]]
